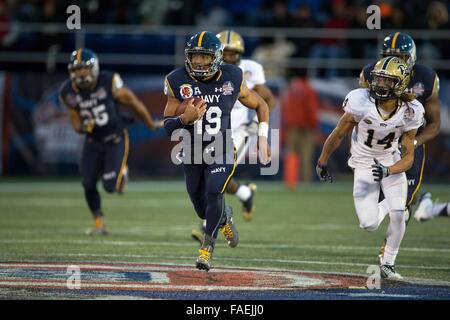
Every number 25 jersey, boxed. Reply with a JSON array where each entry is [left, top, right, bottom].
[[343, 88, 425, 169], [59, 71, 125, 141]]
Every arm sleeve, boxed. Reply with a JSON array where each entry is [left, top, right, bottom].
[[164, 76, 175, 97], [112, 73, 124, 91], [342, 90, 365, 123], [250, 62, 266, 85], [404, 101, 425, 132]]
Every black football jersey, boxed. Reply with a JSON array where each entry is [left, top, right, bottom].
[[59, 71, 125, 141], [164, 64, 244, 159]]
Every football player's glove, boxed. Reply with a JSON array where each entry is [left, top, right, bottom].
[[316, 162, 333, 183], [82, 118, 95, 134], [371, 158, 390, 182]]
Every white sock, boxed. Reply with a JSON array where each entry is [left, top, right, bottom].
[[236, 185, 251, 202], [382, 209, 405, 266], [377, 199, 390, 227], [430, 203, 450, 218]]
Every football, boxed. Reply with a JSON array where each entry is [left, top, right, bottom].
[[176, 97, 204, 116]]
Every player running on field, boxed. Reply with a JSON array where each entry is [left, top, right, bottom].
[[59, 48, 161, 235], [190, 30, 277, 244], [163, 31, 270, 271], [359, 32, 441, 258], [317, 56, 425, 279]]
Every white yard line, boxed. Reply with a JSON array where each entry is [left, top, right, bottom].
[[1, 238, 450, 254]]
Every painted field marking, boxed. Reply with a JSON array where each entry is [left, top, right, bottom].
[[1, 252, 449, 272], [0, 261, 368, 292]]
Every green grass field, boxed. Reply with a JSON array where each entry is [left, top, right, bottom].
[[0, 179, 449, 282]]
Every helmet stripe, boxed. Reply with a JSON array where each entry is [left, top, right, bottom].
[[227, 30, 231, 45], [76, 49, 82, 63], [382, 56, 394, 70], [391, 32, 400, 49], [197, 31, 206, 47]]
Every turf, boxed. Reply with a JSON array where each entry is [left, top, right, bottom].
[[0, 180, 449, 282]]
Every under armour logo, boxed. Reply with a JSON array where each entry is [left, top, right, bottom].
[[205, 147, 215, 154]]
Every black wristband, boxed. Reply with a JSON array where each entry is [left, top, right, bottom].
[[163, 116, 185, 136]]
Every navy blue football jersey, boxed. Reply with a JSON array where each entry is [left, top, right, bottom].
[[164, 64, 244, 158], [361, 62, 439, 106], [59, 71, 125, 141]]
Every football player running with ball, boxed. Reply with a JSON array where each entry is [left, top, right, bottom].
[[316, 57, 424, 279], [190, 30, 277, 244], [163, 31, 270, 271]]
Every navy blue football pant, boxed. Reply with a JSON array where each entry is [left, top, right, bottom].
[[183, 150, 236, 241], [379, 144, 425, 211], [80, 130, 129, 216]]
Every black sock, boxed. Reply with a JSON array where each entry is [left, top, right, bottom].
[[205, 193, 225, 240], [84, 188, 101, 217], [439, 204, 449, 217]]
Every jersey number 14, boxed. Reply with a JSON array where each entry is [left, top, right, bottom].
[[364, 129, 395, 149]]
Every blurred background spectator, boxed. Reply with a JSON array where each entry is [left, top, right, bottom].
[[281, 68, 320, 186]]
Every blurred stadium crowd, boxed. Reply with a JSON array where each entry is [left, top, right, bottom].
[[1, 0, 450, 73], [1, 1, 450, 182]]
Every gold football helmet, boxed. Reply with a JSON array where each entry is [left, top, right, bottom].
[[217, 30, 244, 65], [369, 56, 410, 100]]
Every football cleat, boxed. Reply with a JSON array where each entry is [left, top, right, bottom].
[[414, 192, 433, 222], [196, 234, 215, 271], [220, 205, 239, 248], [380, 264, 403, 280], [242, 183, 257, 222], [88, 217, 109, 236]]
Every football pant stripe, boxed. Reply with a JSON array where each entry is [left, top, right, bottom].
[[115, 129, 130, 192], [220, 149, 237, 194], [408, 144, 425, 206]]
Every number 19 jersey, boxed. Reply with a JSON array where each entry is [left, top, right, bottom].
[[164, 64, 244, 158], [343, 88, 425, 169]]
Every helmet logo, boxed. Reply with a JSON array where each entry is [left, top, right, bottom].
[[397, 64, 406, 75]]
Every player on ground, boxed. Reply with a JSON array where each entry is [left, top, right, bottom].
[[414, 193, 450, 222], [359, 32, 441, 258], [163, 31, 270, 271], [59, 48, 161, 235], [317, 57, 425, 279], [190, 30, 277, 243]]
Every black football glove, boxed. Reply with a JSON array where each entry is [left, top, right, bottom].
[[371, 158, 390, 182], [316, 162, 333, 183]]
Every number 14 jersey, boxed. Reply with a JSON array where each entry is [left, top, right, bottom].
[[343, 88, 425, 169]]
